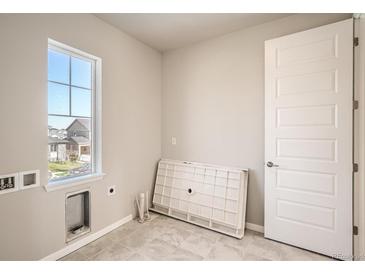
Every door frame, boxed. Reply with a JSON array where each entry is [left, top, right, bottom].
[[354, 14, 365, 261]]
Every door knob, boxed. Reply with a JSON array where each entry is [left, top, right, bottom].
[[267, 161, 279, 168]]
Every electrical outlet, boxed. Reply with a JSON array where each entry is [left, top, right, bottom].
[[171, 136, 177, 145], [0, 173, 19, 195], [107, 185, 116, 196]]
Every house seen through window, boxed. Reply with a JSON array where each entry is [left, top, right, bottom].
[[48, 43, 96, 182]]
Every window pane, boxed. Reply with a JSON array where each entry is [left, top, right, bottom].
[[48, 116, 75, 131], [71, 87, 91, 117], [48, 82, 69, 115], [48, 116, 92, 181], [71, 57, 92, 89], [48, 49, 70, 84]]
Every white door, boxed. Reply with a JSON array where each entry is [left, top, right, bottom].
[[265, 19, 353, 259]]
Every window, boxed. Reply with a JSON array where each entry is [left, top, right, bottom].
[[47, 39, 102, 184], [50, 144, 57, 152]]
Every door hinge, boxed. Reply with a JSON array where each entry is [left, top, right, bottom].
[[354, 100, 359, 110], [354, 37, 359, 47], [354, 163, 359, 172], [354, 226, 359, 235]]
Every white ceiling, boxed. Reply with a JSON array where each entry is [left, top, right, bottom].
[[95, 14, 292, 52]]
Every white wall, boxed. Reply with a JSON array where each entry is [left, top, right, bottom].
[[162, 13, 352, 227], [0, 14, 161, 260]]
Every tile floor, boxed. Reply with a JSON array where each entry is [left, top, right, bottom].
[[60, 213, 333, 261]]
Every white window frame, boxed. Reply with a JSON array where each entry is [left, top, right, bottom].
[[45, 39, 104, 192]]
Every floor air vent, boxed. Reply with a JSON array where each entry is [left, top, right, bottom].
[[65, 189, 90, 242]]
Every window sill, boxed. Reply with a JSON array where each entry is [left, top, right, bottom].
[[44, 173, 105, 192]]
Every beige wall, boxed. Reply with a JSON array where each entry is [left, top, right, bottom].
[[0, 13, 355, 260], [0, 14, 161, 260], [162, 13, 352, 227]]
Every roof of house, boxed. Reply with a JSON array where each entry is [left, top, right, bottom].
[[66, 118, 90, 131], [48, 136, 69, 144], [69, 136, 90, 145]]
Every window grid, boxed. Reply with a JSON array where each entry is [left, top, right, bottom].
[[48, 50, 92, 119]]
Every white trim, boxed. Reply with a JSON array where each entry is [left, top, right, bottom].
[[94, 55, 103, 174], [245, 222, 264, 233], [48, 39, 101, 61], [44, 173, 105, 192], [41, 214, 132, 261]]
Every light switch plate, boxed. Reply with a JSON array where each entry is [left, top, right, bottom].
[[171, 136, 177, 145]]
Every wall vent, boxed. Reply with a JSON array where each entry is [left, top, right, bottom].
[[65, 189, 91, 242]]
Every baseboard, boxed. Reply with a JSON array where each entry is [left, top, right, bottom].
[[245, 222, 264, 233], [41, 214, 132, 261]]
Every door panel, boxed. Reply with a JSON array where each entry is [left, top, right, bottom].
[[277, 70, 337, 96], [265, 19, 353, 259], [276, 169, 336, 195], [277, 105, 337, 128]]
